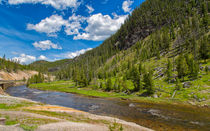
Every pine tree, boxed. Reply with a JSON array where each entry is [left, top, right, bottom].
[[199, 36, 209, 62], [202, 2, 208, 31], [132, 66, 140, 92], [166, 59, 172, 82], [143, 70, 155, 95], [176, 54, 188, 81], [205, 66, 209, 74], [105, 78, 112, 91], [175, 78, 182, 90]]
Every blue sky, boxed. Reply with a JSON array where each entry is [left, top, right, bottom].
[[0, 0, 143, 64]]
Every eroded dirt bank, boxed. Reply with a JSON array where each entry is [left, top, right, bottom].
[[0, 70, 38, 81], [0, 95, 152, 131]]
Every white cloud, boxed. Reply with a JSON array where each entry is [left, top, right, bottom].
[[33, 40, 62, 50], [55, 48, 92, 59], [38, 55, 47, 60], [65, 48, 92, 58], [8, 0, 80, 10], [26, 13, 127, 41], [122, 0, 134, 13], [74, 13, 127, 41], [86, 5, 94, 14], [13, 54, 36, 64], [27, 15, 68, 36], [65, 14, 86, 35]]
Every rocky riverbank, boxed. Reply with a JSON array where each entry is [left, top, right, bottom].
[[0, 94, 152, 131]]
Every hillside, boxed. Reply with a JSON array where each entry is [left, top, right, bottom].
[[0, 57, 30, 72], [30, 59, 72, 73], [30, 0, 210, 104]]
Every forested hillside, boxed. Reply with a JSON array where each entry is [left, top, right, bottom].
[[0, 55, 29, 72], [31, 0, 209, 102], [30, 59, 72, 73]]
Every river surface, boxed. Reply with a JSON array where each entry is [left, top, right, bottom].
[[6, 85, 210, 131]]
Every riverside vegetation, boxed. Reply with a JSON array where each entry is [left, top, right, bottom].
[[29, 0, 210, 106]]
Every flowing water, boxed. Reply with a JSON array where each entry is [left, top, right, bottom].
[[6, 85, 210, 131]]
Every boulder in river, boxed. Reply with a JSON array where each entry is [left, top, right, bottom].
[[89, 105, 99, 110], [129, 103, 135, 107]]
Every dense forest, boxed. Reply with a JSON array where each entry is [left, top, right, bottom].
[[30, 0, 209, 96]]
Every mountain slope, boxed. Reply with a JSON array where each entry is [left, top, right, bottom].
[[53, 0, 209, 79], [31, 0, 209, 103]]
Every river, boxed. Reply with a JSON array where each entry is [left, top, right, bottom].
[[6, 85, 210, 131]]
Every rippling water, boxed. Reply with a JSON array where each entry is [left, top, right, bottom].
[[6, 85, 210, 131]]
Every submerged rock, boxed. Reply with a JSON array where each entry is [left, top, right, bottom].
[[89, 105, 99, 110], [129, 103, 135, 107]]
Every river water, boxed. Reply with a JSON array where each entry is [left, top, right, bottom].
[[6, 85, 210, 131]]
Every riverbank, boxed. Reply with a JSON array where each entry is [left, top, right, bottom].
[[29, 80, 210, 107], [0, 94, 152, 131]]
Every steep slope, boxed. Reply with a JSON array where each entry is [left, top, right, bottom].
[[54, 0, 209, 80], [0, 70, 38, 81]]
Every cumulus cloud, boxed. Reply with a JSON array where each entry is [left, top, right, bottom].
[[38, 55, 47, 60], [122, 0, 134, 13], [65, 14, 86, 35], [86, 5, 94, 14], [13, 54, 36, 64], [33, 40, 62, 50], [8, 0, 80, 10], [26, 13, 127, 41], [74, 13, 127, 41], [55, 48, 92, 59], [27, 15, 68, 36], [65, 48, 92, 58]]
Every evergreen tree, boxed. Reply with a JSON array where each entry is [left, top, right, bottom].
[[175, 78, 182, 90], [205, 66, 209, 74], [199, 36, 209, 62], [105, 78, 112, 91], [143, 70, 155, 95], [166, 59, 172, 82], [131, 66, 140, 92], [176, 54, 188, 81]]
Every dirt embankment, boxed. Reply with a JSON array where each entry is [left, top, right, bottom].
[[0, 70, 38, 81]]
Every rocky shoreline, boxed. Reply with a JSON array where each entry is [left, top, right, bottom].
[[0, 94, 152, 131]]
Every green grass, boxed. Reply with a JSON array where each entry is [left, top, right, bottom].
[[29, 80, 127, 98], [2, 114, 58, 131], [20, 124, 37, 131], [0, 103, 25, 109], [0, 101, 37, 110], [28, 80, 185, 106], [5, 120, 18, 125]]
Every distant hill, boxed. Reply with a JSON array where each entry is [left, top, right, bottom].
[[30, 59, 72, 73]]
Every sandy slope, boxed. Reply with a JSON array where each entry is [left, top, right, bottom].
[[0, 70, 38, 81]]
